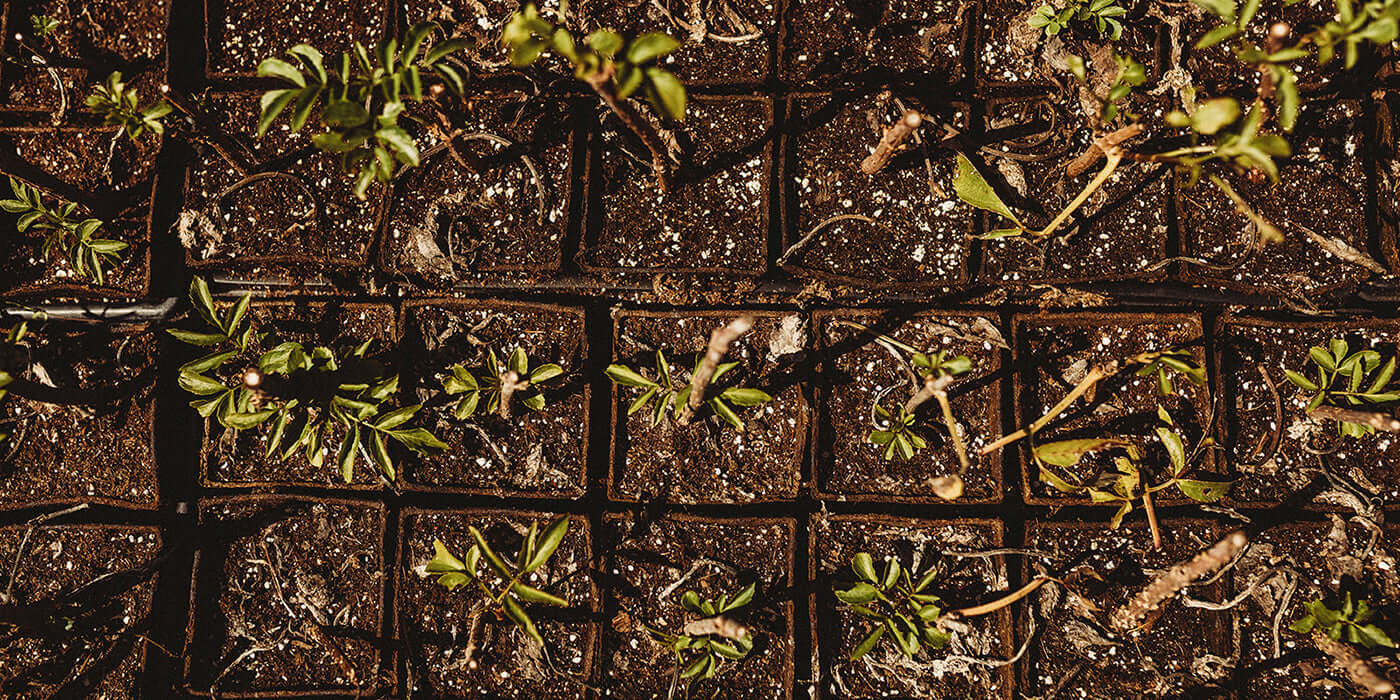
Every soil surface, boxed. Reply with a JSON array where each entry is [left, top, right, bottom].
[[782, 0, 969, 86], [205, 0, 388, 76]]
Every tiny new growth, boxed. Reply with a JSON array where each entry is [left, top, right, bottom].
[[443, 347, 564, 421], [1284, 338, 1400, 437], [502, 3, 687, 193], [1, 178, 124, 285], [84, 71, 172, 141], [606, 317, 772, 432], [647, 583, 756, 686], [1291, 593, 1397, 695], [426, 516, 571, 647], [168, 277, 446, 482]]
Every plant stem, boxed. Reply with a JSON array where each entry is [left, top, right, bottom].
[[1310, 405, 1400, 433], [497, 370, 529, 420], [860, 109, 922, 174], [1031, 149, 1123, 238], [1311, 628, 1396, 695], [584, 67, 673, 194], [1208, 174, 1283, 244], [1065, 123, 1144, 178], [980, 362, 1117, 455], [950, 576, 1053, 617], [677, 316, 754, 425], [1108, 529, 1248, 632], [1141, 487, 1162, 550]]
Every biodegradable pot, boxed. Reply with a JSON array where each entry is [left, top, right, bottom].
[[398, 298, 590, 498], [976, 0, 1160, 92], [380, 95, 578, 287], [194, 300, 399, 489], [0, 523, 161, 699], [0, 125, 159, 300], [1012, 311, 1215, 506], [812, 309, 1006, 503], [780, 0, 972, 87], [608, 308, 808, 504], [976, 97, 1172, 286], [1216, 314, 1400, 507], [183, 495, 388, 697], [203, 0, 390, 77], [395, 508, 598, 698], [0, 0, 169, 113], [1020, 519, 1235, 698], [599, 512, 796, 699], [1374, 90, 1400, 275], [1177, 100, 1372, 297], [0, 319, 159, 509], [579, 95, 774, 279], [179, 92, 389, 286], [781, 92, 974, 289], [809, 514, 1015, 699]]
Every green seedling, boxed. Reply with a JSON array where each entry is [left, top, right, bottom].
[[444, 347, 564, 420], [869, 349, 973, 462], [606, 350, 771, 432], [835, 552, 950, 660], [29, 15, 59, 38], [1284, 338, 1400, 438], [1, 178, 123, 285], [84, 71, 172, 141], [1028, 0, 1129, 40], [1291, 592, 1396, 649], [646, 583, 757, 689]]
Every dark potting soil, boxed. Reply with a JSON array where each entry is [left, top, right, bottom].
[[180, 92, 383, 277], [1178, 100, 1370, 296], [1218, 317, 1400, 506], [1377, 91, 1400, 274], [599, 513, 795, 699], [978, 99, 1172, 284], [400, 300, 590, 498], [185, 498, 386, 695], [785, 93, 973, 287], [610, 310, 807, 503], [0, 127, 157, 298], [811, 514, 1013, 699], [1183, 0, 1339, 95], [199, 301, 398, 488], [400, 0, 570, 78], [1015, 313, 1213, 504], [0, 324, 158, 508], [579, 0, 776, 85], [398, 509, 596, 699], [205, 0, 388, 76], [582, 96, 772, 276], [1024, 520, 1233, 698], [977, 0, 1159, 90], [0, 0, 169, 112], [813, 310, 1006, 502], [781, 0, 969, 87], [0, 524, 160, 699], [384, 96, 575, 287]]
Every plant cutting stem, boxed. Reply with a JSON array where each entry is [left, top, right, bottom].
[[497, 371, 529, 420], [1141, 487, 1162, 550], [980, 362, 1117, 455], [584, 66, 673, 194], [1065, 123, 1144, 178], [1108, 529, 1248, 632], [1031, 149, 1123, 239], [860, 109, 922, 174], [950, 576, 1054, 617], [159, 85, 255, 175], [1310, 405, 1400, 433], [677, 316, 754, 425], [1311, 628, 1396, 695]]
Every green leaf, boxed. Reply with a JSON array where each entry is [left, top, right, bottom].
[[1175, 478, 1234, 503], [953, 154, 1022, 226], [469, 525, 515, 579], [1195, 24, 1239, 48], [1309, 346, 1338, 372], [852, 553, 878, 583], [719, 387, 772, 406], [181, 350, 238, 375], [644, 67, 686, 122], [530, 363, 564, 383], [512, 581, 569, 606], [179, 371, 229, 396], [166, 328, 225, 347], [502, 596, 543, 644], [836, 583, 880, 605], [1356, 624, 1397, 649], [257, 58, 305, 87], [723, 582, 755, 612], [1034, 438, 1130, 467], [586, 30, 624, 56], [1283, 369, 1319, 392], [606, 364, 657, 388], [710, 397, 745, 431], [1191, 98, 1240, 135], [374, 405, 419, 429], [377, 126, 420, 167], [850, 626, 884, 660], [626, 33, 681, 64], [338, 425, 361, 482], [388, 427, 447, 454], [524, 516, 570, 573], [1156, 427, 1187, 475], [1190, 0, 1236, 21], [680, 654, 713, 679], [324, 99, 371, 128]]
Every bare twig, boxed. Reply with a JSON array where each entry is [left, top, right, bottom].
[[949, 577, 1054, 618], [1309, 405, 1400, 432], [778, 214, 875, 265], [1065, 123, 1145, 178], [1108, 530, 1249, 632], [681, 615, 749, 641], [3, 503, 90, 604], [1142, 488, 1162, 550], [497, 370, 530, 420], [860, 110, 922, 174], [980, 362, 1118, 455], [1311, 629, 1396, 695], [677, 316, 754, 425], [586, 65, 673, 193]]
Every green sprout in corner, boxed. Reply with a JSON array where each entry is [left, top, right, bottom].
[[1028, 0, 1129, 40], [0, 178, 124, 285], [1292, 593, 1396, 648], [84, 71, 172, 141], [29, 15, 59, 38], [646, 583, 757, 688], [443, 347, 564, 420], [835, 552, 950, 660], [1284, 338, 1400, 438]]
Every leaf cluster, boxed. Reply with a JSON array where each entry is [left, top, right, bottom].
[[868, 350, 973, 461], [835, 552, 950, 660], [1284, 338, 1400, 438], [502, 4, 687, 122], [442, 347, 563, 418], [1163, 98, 1291, 183], [427, 516, 571, 644], [169, 278, 446, 482], [606, 350, 772, 431], [84, 71, 172, 142], [1066, 51, 1146, 122], [1290, 593, 1397, 649], [1130, 348, 1208, 396], [1028, 0, 1129, 40], [1, 178, 123, 285], [29, 15, 59, 38], [257, 22, 471, 198], [1035, 407, 1233, 527], [650, 584, 757, 683]]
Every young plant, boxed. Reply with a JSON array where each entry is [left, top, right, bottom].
[[1028, 0, 1129, 40], [1065, 50, 1146, 123], [442, 347, 564, 420], [1284, 338, 1400, 438], [834, 552, 950, 660], [869, 350, 973, 462], [256, 22, 471, 198], [84, 71, 172, 142], [1035, 406, 1233, 548], [168, 277, 445, 482], [1291, 593, 1397, 648], [606, 349, 772, 431], [646, 583, 756, 686], [29, 15, 59, 38], [0, 178, 123, 285], [502, 4, 686, 192], [1134, 348, 1209, 396], [426, 516, 571, 644]]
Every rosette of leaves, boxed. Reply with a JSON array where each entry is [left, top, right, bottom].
[[606, 350, 772, 431], [256, 22, 471, 198], [835, 552, 950, 660], [84, 71, 171, 141], [0, 322, 27, 455], [1284, 338, 1400, 438], [29, 15, 59, 38], [1028, 0, 1129, 40], [426, 516, 571, 644], [1291, 593, 1397, 649], [869, 350, 972, 461], [648, 584, 756, 685], [0, 178, 124, 285], [442, 347, 563, 418], [1035, 406, 1234, 528], [1131, 348, 1208, 396], [168, 277, 445, 482]]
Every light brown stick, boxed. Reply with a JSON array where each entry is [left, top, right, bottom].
[[1310, 405, 1400, 433], [1065, 123, 1145, 178], [1109, 529, 1248, 631], [950, 576, 1053, 617], [860, 110, 922, 174], [980, 362, 1118, 455], [1312, 628, 1396, 696], [677, 316, 754, 425], [681, 615, 749, 641], [497, 370, 529, 420]]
